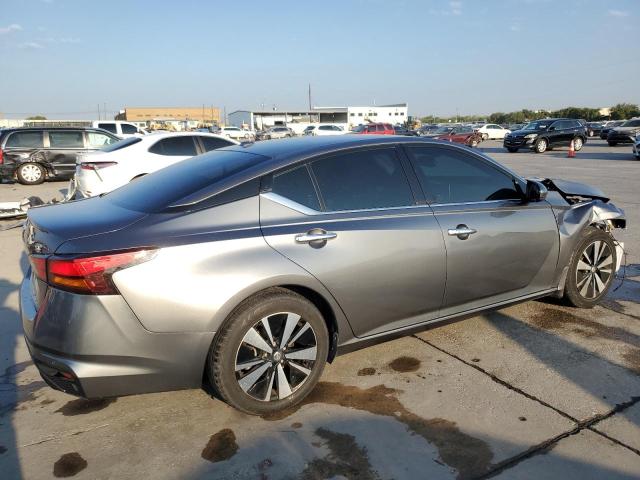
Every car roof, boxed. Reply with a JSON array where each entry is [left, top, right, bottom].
[[138, 131, 238, 142]]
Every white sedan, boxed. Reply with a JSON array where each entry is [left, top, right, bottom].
[[304, 124, 347, 136], [476, 124, 511, 140], [74, 132, 238, 198], [219, 127, 255, 141]]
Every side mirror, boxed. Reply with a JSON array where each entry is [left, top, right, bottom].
[[548, 126, 556, 131], [525, 180, 548, 202]]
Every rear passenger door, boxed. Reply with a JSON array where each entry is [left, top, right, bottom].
[[260, 146, 447, 337], [46, 130, 86, 177], [404, 144, 559, 314]]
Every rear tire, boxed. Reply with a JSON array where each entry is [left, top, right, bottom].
[[563, 227, 617, 309], [481, 133, 489, 141], [208, 288, 329, 415], [573, 137, 584, 151], [16, 163, 45, 185]]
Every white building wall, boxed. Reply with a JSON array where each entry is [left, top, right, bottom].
[[347, 105, 408, 128]]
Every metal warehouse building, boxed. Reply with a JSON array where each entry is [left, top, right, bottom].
[[228, 103, 408, 134]]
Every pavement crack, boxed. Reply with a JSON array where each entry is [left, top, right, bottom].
[[412, 335, 578, 423]]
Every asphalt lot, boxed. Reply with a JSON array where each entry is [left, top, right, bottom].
[[1, 138, 639, 479]]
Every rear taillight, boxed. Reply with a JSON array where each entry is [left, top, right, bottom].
[[80, 162, 118, 170], [0, 148, 4, 165], [30, 249, 156, 295]]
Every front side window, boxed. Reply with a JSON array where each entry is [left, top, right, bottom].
[[121, 124, 138, 134], [407, 146, 520, 204], [311, 148, 414, 211], [87, 132, 118, 148], [5, 131, 44, 148], [148, 136, 198, 156], [271, 165, 321, 211], [48, 131, 84, 148], [98, 123, 118, 134]]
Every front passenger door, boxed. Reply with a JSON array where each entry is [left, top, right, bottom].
[[405, 144, 559, 315]]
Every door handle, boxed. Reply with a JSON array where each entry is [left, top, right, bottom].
[[295, 231, 337, 244], [448, 224, 477, 240]]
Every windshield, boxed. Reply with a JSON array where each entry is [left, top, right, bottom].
[[351, 125, 366, 132], [523, 121, 553, 131], [106, 150, 268, 212], [100, 137, 142, 152]]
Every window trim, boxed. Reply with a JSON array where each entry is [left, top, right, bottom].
[[401, 143, 526, 206]]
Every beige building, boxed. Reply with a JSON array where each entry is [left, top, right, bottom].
[[115, 107, 220, 124]]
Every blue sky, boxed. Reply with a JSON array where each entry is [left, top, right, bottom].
[[1, 0, 638, 119]]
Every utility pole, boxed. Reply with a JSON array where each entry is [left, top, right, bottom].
[[308, 83, 311, 111], [104, 103, 107, 120], [97, 104, 101, 120]]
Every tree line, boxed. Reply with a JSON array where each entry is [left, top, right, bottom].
[[420, 103, 640, 125]]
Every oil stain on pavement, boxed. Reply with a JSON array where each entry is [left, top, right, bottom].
[[55, 398, 117, 416], [389, 356, 421, 372], [263, 382, 493, 479], [357, 367, 376, 376], [201, 428, 239, 463], [301, 427, 378, 480], [53, 452, 87, 477]]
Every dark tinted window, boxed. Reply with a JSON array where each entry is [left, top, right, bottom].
[[311, 148, 413, 211], [271, 165, 321, 211], [319, 126, 332, 131], [5, 131, 44, 148], [49, 131, 84, 148], [106, 150, 267, 212], [148, 136, 198, 156], [121, 123, 138, 134], [98, 123, 117, 134], [200, 136, 234, 152], [622, 119, 640, 127], [407, 146, 520, 204]]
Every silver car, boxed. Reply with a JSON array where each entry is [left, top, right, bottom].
[[20, 136, 626, 414]]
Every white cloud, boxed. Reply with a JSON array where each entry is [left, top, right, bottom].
[[607, 9, 629, 17], [19, 42, 44, 49], [449, 1, 462, 15], [510, 24, 521, 32], [0, 24, 22, 35], [40, 36, 81, 44]]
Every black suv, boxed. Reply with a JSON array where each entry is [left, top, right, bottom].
[[0, 127, 120, 185], [503, 118, 587, 153]]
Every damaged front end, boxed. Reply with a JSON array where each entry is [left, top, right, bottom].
[[540, 178, 626, 296]]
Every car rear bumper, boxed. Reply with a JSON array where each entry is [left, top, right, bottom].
[[20, 270, 214, 399]]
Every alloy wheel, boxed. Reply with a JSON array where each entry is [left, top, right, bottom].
[[574, 138, 583, 150], [234, 312, 318, 401], [20, 164, 43, 183], [575, 240, 614, 299]]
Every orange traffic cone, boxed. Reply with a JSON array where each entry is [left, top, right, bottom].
[[568, 139, 576, 158]]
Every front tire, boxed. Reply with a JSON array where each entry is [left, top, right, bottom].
[[208, 288, 329, 415], [563, 227, 617, 309], [535, 138, 548, 153], [16, 163, 45, 185], [481, 133, 489, 141]]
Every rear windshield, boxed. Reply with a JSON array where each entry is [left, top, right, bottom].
[[101, 137, 142, 152], [105, 150, 268, 212]]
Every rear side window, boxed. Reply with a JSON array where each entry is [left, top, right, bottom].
[[121, 124, 138, 134], [200, 136, 234, 152], [407, 146, 520, 204], [101, 137, 142, 152], [49, 131, 84, 148], [87, 132, 118, 148], [98, 123, 117, 134], [271, 165, 321, 211], [148, 136, 198, 156], [106, 150, 268, 212], [310, 148, 414, 211], [5, 131, 44, 148]]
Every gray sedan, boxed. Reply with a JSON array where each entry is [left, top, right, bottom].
[[20, 136, 625, 414]]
